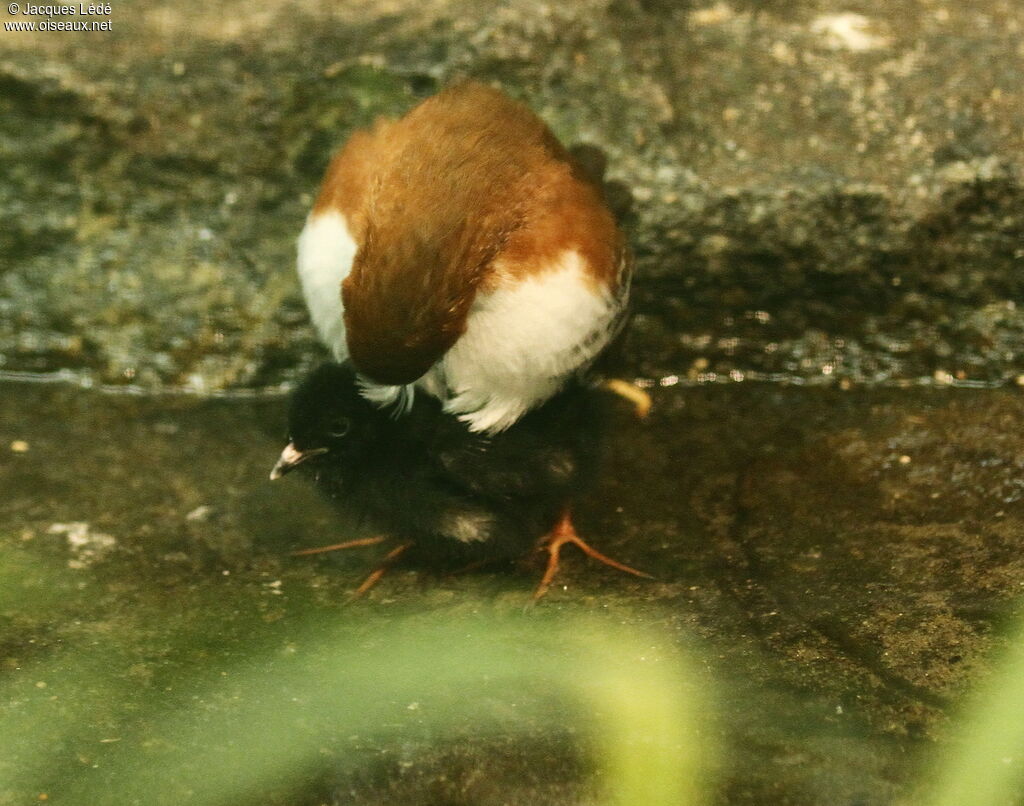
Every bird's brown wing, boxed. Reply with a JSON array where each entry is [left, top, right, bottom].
[[339, 85, 569, 386], [337, 82, 625, 388], [341, 216, 500, 386]]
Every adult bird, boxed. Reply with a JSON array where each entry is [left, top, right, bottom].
[[296, 81, 635, 434]]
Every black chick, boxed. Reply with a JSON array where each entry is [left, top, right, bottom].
[[270, 362, 649, 598]]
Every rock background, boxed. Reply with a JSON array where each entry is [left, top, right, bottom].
[[2, 0, 1022, 390]]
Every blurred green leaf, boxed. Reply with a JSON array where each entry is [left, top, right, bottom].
[[917, 616, 1024, 806], [0, 585, 711, 805]]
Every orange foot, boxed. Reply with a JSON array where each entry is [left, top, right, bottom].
[[353, 542, 414, 598], [533, 512, 652, 600]]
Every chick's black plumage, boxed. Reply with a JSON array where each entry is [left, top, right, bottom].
[[277, 362, 604, 572]]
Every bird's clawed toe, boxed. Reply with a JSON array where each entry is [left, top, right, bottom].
[[532, 511, 651, 600], [351, 542, 414, 598], [290, 535, 387, 556], [291, 535, 411, 598]]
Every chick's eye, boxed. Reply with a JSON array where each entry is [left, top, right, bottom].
[[328, 417, 351, 438]]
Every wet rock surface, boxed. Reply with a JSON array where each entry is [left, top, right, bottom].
[[2, 381, 1024, 804], [1, 0, 1023, 389]]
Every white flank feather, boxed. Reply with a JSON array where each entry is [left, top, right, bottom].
[[296, 211, 357, 361], [437, 249, 627, 433]]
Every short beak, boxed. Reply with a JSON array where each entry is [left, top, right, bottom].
[[270, 443, 327, 480]]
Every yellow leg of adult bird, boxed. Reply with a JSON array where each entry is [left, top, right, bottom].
[[602, 378, 653, 420]]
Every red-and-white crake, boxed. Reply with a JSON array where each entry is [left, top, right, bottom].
[[284, 82, 652, 597], [296, 81, 633, 434]]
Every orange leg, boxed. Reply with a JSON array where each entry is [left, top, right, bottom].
[[353, 542, 414, 598], [602, 379, 653, 420], [291, 535, 387, 556], [533, 512, 652, 600]]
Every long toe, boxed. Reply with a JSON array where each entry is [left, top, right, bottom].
[[352, 542, 414, 598], [532, 512, 651, 600], [291, 535, 387, 556]]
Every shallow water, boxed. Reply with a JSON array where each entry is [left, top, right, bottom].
[[3, 379, 1023, 804]]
